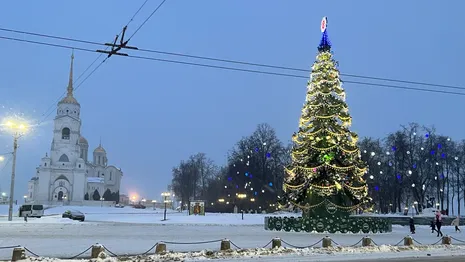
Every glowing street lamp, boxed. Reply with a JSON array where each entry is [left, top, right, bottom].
[[3, 118, 29, 221], [161, 192, 171, 221], [100, 197, 105, 207], [236, 193, 247, 220], [23, 195, 27, 203], [152, 200, 157, 210], [0, 156, 4, 162]]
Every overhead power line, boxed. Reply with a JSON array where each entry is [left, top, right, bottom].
[[0, 26, 463, 92], [36, 0, 166, 123], [1, 35, 465, 98], [127, 0, 168, 41]]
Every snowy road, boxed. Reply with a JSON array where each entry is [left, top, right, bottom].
[[0, 221, 464, 260]]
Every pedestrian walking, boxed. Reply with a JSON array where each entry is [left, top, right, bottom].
[[451, 216, 461, 233], [430, 219, 437, 233], [436, 211, 443, 237], [409, 217, 416, 234]]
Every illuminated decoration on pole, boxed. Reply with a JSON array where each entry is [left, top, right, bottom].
[[280, 17, 370, 217]]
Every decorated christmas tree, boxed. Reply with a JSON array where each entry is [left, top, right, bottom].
[[281, 17, 371, 218]]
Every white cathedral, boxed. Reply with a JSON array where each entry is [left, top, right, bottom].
[[27, 54, 123, 205]]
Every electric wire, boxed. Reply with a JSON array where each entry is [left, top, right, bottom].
[[127, 0, 168, 41], [1, 35, 465, 98], [36, 0, 157, 124], [0, 26, 463, 92]]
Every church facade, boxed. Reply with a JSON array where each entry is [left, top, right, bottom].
[[27, 54, 123, 206]]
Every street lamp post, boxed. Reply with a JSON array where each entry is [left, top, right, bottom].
[[152, 200, 157, 210], [23, 195, 27, 204], [4, 120, 28, 221], [100, 197, 105, 207], [237, 193, 246, 220], [161, 192, 171, 221]]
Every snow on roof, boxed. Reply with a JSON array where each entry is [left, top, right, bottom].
[[87, 177, 104, 183]]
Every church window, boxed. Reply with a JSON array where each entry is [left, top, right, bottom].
[[59, 154, 69, 162], [66, 110, 69, 113], [78, 164, 81, 168], [62, 128, 70, 140], [44, 163, 47, 167], [98, 156, 101, 165], [110, 172, 112, 181], [59, 181, 64, 187]]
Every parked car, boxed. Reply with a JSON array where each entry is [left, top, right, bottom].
[[19, 204, 44, 218], [62, 210, 85, 222], [133, 204, 146, 209], [115, 203, 124, 208]]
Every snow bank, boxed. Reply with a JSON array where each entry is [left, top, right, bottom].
[[14, 244, 465, 262]]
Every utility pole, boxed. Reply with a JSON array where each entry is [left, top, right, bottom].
[[8, 134, 18, 221]]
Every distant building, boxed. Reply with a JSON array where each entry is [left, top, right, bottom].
[[27, 54, 123, 205], [119, 194, 129, 205]]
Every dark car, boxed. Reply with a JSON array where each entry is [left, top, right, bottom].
[[62, 210, 85, 222], [133, 204, 146, 209]]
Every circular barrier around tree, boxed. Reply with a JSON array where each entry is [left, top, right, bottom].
[[264, 215, 392, 234]]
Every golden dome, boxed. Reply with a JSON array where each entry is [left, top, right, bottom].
[[79, 136, 88, 145]]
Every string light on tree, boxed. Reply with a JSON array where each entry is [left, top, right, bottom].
[[281, 16, 370, 217]]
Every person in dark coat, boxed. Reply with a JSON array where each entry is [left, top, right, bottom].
[[436, 211, 443, 237], [430, 219, 437, 233], [409, 217, 415, 234]]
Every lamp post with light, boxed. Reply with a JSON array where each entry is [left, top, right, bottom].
[[100, 197, 105, 207], [237, 193, 246, 220], [161, 192, 171, 221], [4, 119, 28, 221], [152, 200, 157, 210], [23, 195, 27, 204]]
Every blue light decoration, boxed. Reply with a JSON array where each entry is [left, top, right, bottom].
[[441, 174, 445, 179], [249, 174, 253, 178], [392, 146, 397, 151], [389, 162, 393, 167], [431, 150, 435, 155], [318, 16, 331, 52], [245, 172, 249, 177], [266, 152, 271, 158], [426, 133, 429, 138], [236, 185, 239, 189], [396, 174, 402, 180], [413, 164, 417, 169], [228, 177, 232, 181], [374, 186, 379, 191], [438, 144, 442, 149], [441, 153, 446, 158], [254, 191, 258, 196], [269, 182, 273, 187], [255, 147, 259, 152]]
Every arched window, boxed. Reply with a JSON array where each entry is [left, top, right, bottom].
[[59, 154, 69, 162], [62, 128, 70, 140]]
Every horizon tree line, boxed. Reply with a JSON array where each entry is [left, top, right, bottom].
[[170, 122, 465, 215]]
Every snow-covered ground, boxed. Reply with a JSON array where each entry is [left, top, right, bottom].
[[0, 205, 464, 261], [0, 204, 276, 225]]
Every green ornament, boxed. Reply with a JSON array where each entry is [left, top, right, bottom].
[[322, 152, 334, 162]]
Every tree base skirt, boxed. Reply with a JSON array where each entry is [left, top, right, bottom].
[[264, 215, 392, 233]]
